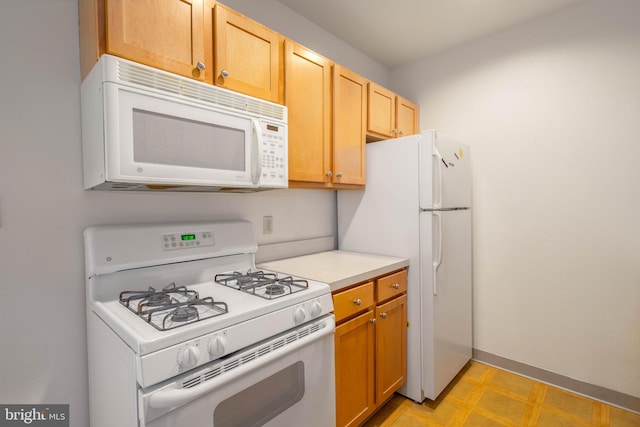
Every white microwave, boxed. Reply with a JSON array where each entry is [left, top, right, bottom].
[[80, 55, 288, 192]]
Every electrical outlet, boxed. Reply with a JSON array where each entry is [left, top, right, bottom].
[[263, 216, 273, 234]]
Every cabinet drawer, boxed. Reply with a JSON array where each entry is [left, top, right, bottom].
[[376, 270, 407, 302], [333, 282, 374, 323]]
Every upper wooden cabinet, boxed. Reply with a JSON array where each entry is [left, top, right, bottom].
[[367, 81, 419, 141], [284, 40, 332, 185], [205, 2, 283, 103], [332, 65, 367, 187], [396, 96, 420, 138], [80, 0, 283, 102], [79, 0, 206, 81], [285, 40, 367, 189]]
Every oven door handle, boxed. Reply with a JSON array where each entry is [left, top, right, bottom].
[[146, 318, 334, 410]]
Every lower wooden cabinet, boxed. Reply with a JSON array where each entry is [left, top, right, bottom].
[[335, 310, 376, 427], [333, 269, 408, 427], [375, 294, 407, 404]]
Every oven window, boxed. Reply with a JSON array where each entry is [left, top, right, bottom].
[[213, 362, 305, 427], [132, 109, 246, 171]]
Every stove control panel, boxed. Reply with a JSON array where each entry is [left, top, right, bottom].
[[162, 231, 214, 251]]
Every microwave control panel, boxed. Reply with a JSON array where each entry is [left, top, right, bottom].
[[259, 121, 287, 186]]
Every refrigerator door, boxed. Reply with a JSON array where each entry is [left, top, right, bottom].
[[420, 131, 471, 210], [420, 208, 472, 400]]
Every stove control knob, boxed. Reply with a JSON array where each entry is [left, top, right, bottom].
[[208, 336, 227, 359], [293, 306, 307, 324], [178, 346, 200, 370], [310, 300, 323, 318]]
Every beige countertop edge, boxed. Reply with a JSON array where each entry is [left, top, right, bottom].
[[257, 250, 409, 293], [323, 260, 409, 292]]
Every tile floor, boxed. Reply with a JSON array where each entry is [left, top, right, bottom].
[[362, 361, 640, 427]]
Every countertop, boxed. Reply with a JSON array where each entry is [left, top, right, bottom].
[[258, 250, 409, 292]]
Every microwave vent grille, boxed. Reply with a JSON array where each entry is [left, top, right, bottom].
[[116, 61, 286, 122]]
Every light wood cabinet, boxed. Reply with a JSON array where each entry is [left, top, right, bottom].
[[284, 40, 332, 184], [79, 0, 206, 80], [285, 41, 367, 188], [332, 65, 367, 187], [375, 294, 407, 404], [205, 2, 283, 103], [396, 96, 420, 138], [367, 81, 419, 141], [80, 0, 283, 103], [333, 269, 408, 427], [335, 310, 376, 427]]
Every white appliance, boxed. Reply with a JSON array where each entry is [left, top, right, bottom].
[[84, 220, 335, 427], [81, 54, 288, 192], [338, 130, 472, 402]]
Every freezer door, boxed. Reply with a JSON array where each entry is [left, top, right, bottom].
[[423, 131, 471, 209], [420, 209, 472, 400]]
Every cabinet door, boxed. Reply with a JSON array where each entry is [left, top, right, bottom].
[[333, 65, 367, 186], [396, 96, 420, 138], [284, 40, 332, 184], [367, 82, 395, 139], [106, 0, 205, 80], [210, 4, 283, 103], [375, 294, 407, 404], [335, 310, 376, 427]]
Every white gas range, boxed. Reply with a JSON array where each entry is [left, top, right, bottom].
[[84, 220, 335, 427]]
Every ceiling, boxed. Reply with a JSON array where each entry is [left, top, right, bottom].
[[276, 0, 587, 68]]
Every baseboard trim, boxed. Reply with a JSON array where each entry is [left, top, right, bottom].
[[473, 349, 640, 414]]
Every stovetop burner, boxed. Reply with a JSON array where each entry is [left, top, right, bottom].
[[264, 284, 286, 296], [170, 305, 199, 323], [119, 284, 228, 331], [214, 270, 308, 300], [120, 283, 198, 310]]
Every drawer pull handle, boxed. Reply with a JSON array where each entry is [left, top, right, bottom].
[[392, 283, 400, 290], [353, 298, 362, 306], [380, 312, 388, 319], [370, 318, 376, 324]]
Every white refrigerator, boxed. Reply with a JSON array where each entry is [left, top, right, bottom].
[[337, 130, 472, 402]]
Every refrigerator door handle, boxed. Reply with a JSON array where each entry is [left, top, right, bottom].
[[433, 212, 443, 295], [433, 147, 443, 209]]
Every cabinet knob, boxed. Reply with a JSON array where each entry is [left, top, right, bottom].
[[370, 318, 377, 324], [336, 172, 343, 178], [353, 298, 362, 306], [392, 128, 398, 135], [392, 283, 400, 290], [220, 69, 230, 78], [399, 130, 405, 136], [380, 312, 388, 319], [326, 171, 333, 178], [196, 61, 206, 71]]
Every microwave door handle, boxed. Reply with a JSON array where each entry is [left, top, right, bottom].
[[251, 120, 262, 185]]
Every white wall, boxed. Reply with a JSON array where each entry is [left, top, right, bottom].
[[0, 1, 383, 426], [391, 0, 640, 398]]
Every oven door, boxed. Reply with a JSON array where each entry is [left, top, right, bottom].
[[104, 82, 262, 188], [138, 315, 335, 427]]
